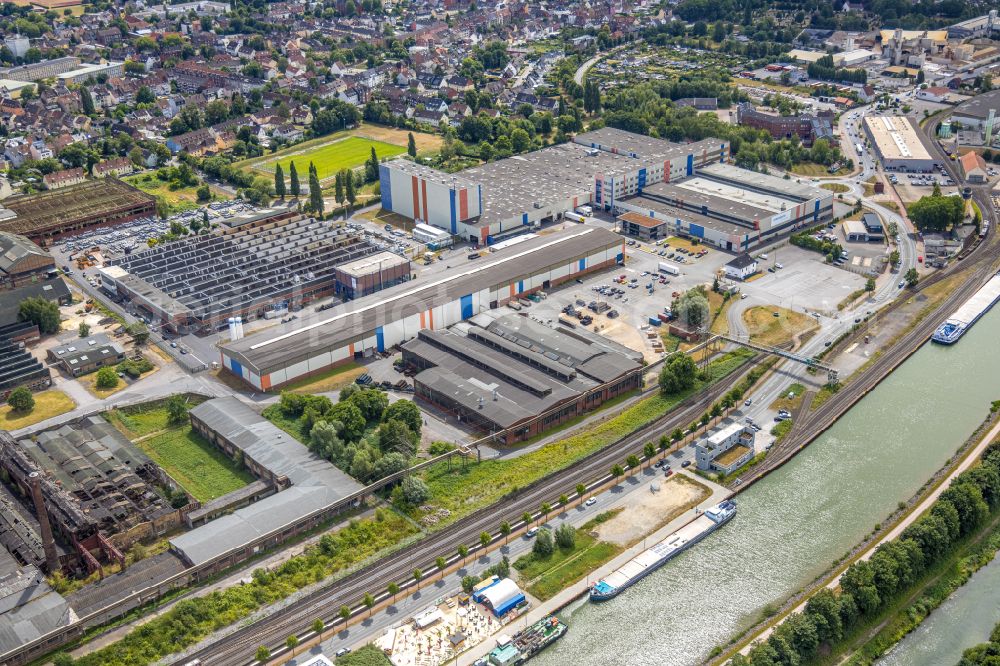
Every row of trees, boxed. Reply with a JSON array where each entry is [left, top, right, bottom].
[[807, 55, 868, 85], [732, 438, 1000, 666]]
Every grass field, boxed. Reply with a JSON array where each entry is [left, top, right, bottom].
[[124, 174, 230, 215], [0, 390, 75, 430], [253, 136, 405, 182], [136, 427, 254, 503], [742, 306, 818, 348], [515, 530, 622, 601], [105, 401, 252, 503]]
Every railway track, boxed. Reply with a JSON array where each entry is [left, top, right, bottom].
[[177, 357, 759, 666], [741, 115, 1000, 484]]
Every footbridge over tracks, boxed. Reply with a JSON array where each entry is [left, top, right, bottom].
[[716, 333, 838, 382]]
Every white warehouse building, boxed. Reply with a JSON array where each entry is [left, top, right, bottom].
[[219, 226, 625, 390], [379, 128, 729, 246]]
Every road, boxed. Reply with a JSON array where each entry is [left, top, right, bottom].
[[173, 358, 756, 666]]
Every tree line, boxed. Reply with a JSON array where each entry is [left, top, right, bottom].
[[731, 438, 1000, 666]]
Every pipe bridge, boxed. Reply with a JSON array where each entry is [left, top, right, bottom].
[[717, 333, 839, 382]]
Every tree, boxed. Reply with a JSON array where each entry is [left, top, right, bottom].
[[611, 463, 624, 480], [644, 441, 657, 464], [555, 523, 576, 549], [274, 163, 285, 199], [345, 172, 356, 207], [674, 288, 710, 330], [18, 297, 60, 334], [659, 353, 699, 395], [458, 544, 469, 563], [365, 146, 379, 183], [435, 556, 447, 579], [522, 511, 534, 527], [311, 618, 325, 635], [255, 645, 270, 662], [339, 605, 351, 623], [167, 395, 189, 425], [7, 387, 34, 413], [196, 184, 212, 202], [909, 193, 964, 232], [378, 419, 417, 457], [865, 277, 876, 293], [95, 367, 119, 390], [78, 322, 90, 337], [540, 502, 552, 520], [127, 321, 150, 345], [387, 582, 400, 602], [500, 520, 512, 543], [889, 250, 900, 266], [80, 86, 95, 115], [289, 161, 300, 197], [363, 592, 375, 617], [285, 635, 298, 651], [413, 568, 423, 586], [334, 171, 344, 206], [672, 428, 684, 442], [401, 476, 430, 504], [533, 528, 554, 557], [407, 132, 417, 157], [626, 454, 641, 469], [308, 168, 323, 216], [905, 267, 919, 287], [576, 483, 587, 498], [480, 531, 492, 550]]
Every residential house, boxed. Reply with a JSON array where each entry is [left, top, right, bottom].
[[43, 167, 86, 190]]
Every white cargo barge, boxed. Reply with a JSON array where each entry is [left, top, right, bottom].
[[589, 500, 736, 601], [932, 271, 1000, 344]]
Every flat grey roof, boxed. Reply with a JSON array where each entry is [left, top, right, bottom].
[[953, 88, 1000, 120], [170, 398, 363, 566], [222, 226, 622, 375], [0, 550, 72, 654], [49, 333, 125, 368], [335, 250, 409, 278], [625, 195, 752, 236], [698, 162, 824, 201]]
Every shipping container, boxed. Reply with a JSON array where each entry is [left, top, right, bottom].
[[658, 262, 680, 276], [648, 317, 662, 327]]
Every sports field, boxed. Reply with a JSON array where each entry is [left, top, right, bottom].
[[250, 136, 406, 182]]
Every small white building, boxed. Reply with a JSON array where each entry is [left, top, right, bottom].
[[724, 254, 759, 281], [695, 423, 756, 474]]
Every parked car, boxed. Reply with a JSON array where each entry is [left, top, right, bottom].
[[681, 460, 691, 468], [585, 497, 597, 507], [526, 527, 538, 538]]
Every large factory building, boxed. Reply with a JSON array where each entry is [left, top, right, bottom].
[[219, 226, 623, 390], [613, 162, 833, 252], [863, 115, 941, 172], [379, 128, 729, 246]]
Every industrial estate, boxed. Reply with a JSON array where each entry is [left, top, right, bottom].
[[4, 4, 1000, 666]]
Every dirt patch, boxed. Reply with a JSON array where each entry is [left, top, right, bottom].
[[593, 474, 710, 546], [359, 125, 443, 153], [590, 316, 653, 360]]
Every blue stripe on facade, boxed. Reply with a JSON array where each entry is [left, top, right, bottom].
[[375, 326, 385, 352], [690, 223, 705, 238], [814, 199, 821, 221], [522, 213, 529, 226], [686, 154, 694, 176], [616, 252, 624, 263], [578, 258, 586, 271], [460, 294, 474, 319], [230, 359, 243, 378], [517, 280, 524, 293], [478, 185, 483, 216], [379, 164, 392, 211], [449, 189, 457, 234], [637, 168, 647, 192]]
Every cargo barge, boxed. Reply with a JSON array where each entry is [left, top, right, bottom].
[[589, 500, 737, 601], [487, 616, 567, 664], [932, 271, 1000, 344]]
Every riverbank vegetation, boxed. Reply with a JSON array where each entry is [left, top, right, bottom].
[[729, 438, 1000, 666], [959, 618, 1000, 664], [513, 521, 621, 601]]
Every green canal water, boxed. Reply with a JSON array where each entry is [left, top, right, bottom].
[[876, 551, 1000, 666], [533, 308, 1000, 666]]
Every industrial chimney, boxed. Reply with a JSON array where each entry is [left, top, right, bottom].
[[28, 472, 59, 574]]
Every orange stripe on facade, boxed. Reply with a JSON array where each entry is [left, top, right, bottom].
[[349, 342, 355, 357], [428, 308, 434, 330], [420, 311, 426, 329], [261, 374, 271, 390], [459, 188, 469, 221], [480, 227, 489, 246], [421, 179, 429, 222], [411, 176, 419, 219]]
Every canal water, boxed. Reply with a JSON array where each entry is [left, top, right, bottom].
[[876, 553, 1000, 666], [533, 308, 1000, 666]]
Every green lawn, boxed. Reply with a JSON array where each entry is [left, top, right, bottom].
[[136, 427, 254, 503], [251, 136, 406, 182], [515, 531, 622, 601]]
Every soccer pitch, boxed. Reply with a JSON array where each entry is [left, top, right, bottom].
[[252, 136, 406, 182]]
